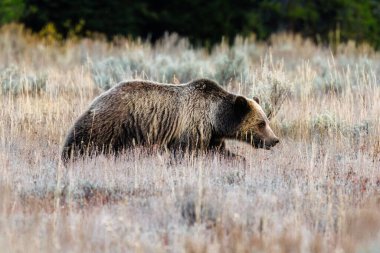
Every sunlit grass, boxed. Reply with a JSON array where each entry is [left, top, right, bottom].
[[0, 24, 379, 252]]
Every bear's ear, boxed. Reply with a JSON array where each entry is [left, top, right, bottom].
[[234, 96, 250, 115], [253, 96, 260, 104]]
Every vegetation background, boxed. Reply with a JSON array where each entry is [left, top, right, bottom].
[[1, 1, 380, 253], [2, 0, 380, 49]]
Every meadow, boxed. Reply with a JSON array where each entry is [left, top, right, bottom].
[[0, 24, 380, 252]]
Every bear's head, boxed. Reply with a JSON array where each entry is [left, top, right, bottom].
[[233, 96, 279, 149]]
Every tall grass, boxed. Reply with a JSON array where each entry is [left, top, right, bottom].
[[0, 24, 380, 252]]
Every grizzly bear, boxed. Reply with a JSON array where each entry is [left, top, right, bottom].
[[61, 79, 279, 163]]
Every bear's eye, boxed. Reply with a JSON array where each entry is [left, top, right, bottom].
[[258, 121, 266, 128]]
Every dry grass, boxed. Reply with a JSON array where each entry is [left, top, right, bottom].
[[0, 24, 380, 253]]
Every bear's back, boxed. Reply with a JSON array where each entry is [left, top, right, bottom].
[[110, 78, 228, 97]]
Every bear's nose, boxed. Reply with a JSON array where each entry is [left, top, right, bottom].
[[273, 138, 280, 144]]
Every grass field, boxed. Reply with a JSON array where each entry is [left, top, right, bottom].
[[0, 24, 380, 253]]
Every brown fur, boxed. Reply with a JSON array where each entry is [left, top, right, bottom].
[[61, 79, 279, 163]]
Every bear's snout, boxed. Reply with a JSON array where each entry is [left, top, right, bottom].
[[266, 137, 280, 149]]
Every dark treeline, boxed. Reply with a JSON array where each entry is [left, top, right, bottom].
[[2, 0, 380, 48]]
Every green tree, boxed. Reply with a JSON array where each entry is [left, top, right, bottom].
[[0, 0, 25, 25], [14, 0, 380, 49]]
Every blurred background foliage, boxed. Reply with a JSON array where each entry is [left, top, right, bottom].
[[1, 0, 380, 49]]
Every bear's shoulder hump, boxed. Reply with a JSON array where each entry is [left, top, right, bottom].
[[188, 79, 226, 94]]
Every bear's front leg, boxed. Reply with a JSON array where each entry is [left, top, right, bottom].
[[209, 138, 245, 162], [221, 149, 246, 163]]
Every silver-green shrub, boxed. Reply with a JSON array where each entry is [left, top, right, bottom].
[[0, 66, 46, 95]]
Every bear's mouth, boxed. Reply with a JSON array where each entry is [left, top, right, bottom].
[[252, 138, 265, 149], [252, 138, 275, 150]]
